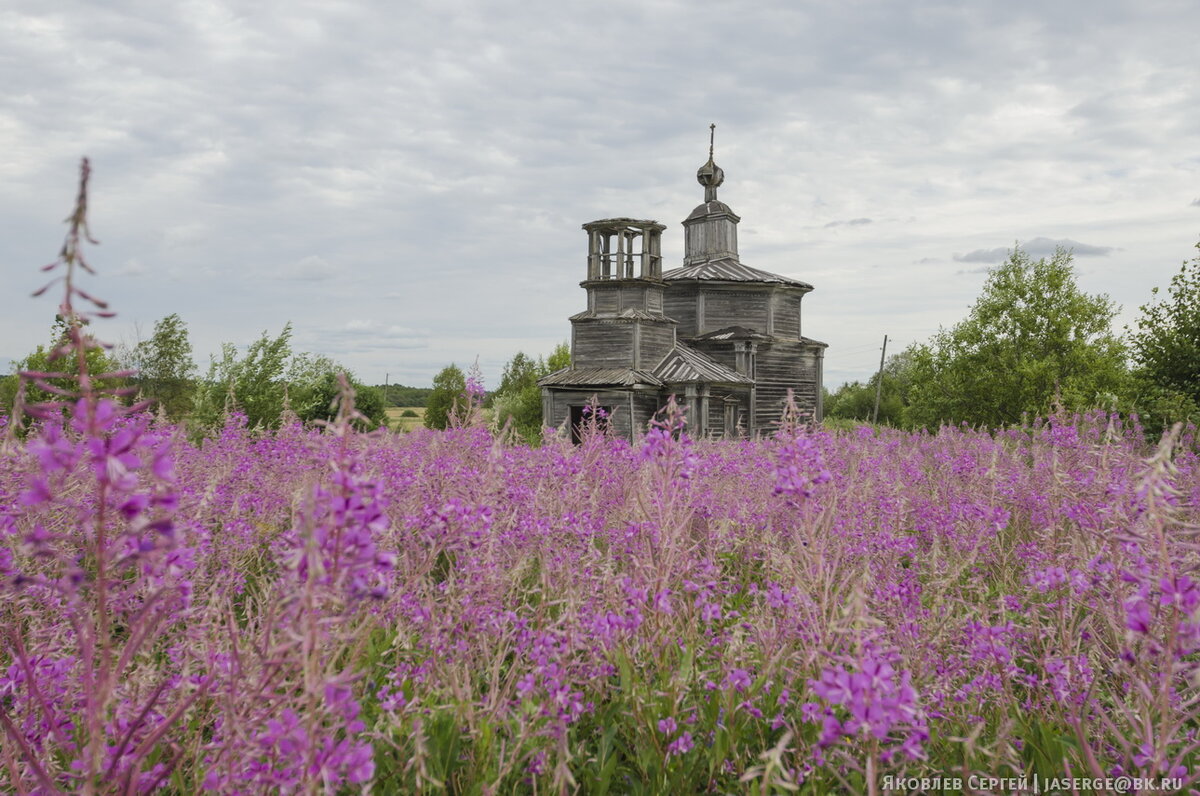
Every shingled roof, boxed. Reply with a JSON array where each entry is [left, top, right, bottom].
[[538, 367, 664, 388], [651, 343, 753, 385], [662, 257, 813, 289]]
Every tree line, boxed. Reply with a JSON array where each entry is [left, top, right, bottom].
[[0, 317, 392, 433], [0, 313, 572, 441], [4, 241, 1196, 441], [825, 242, 1200, 436]]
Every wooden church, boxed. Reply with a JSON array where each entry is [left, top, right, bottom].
[[539, 134, 826, 441]]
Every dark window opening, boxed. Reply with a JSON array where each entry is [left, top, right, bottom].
[[570, 405, 613, 444]]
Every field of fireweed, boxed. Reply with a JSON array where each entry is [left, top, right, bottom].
[[4, 166, 1200, 795], [4, 394, 1200, 795]]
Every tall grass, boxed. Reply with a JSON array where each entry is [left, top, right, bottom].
[[2, 162, 1198, 794]]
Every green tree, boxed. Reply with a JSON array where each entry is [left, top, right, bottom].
[[131, 313, 197, 420], [286, 352, 387, 430], [2, 316, 125, 414], [192, 324, 294, 430], [491, 352, 543, 443], [378, 384, 432, 408], [489, 343, 571, 444], [424, 364, 467, 430], [1124, 241, 1200, 435], [1129, 241, 1200, 404], [546, 341, 571, 373], [905, 246, 1129, 429], [825, 349, 918, 427]]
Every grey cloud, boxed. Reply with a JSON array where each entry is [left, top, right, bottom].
[[956, 266, 991, 275], [954, 238, 1115, 264], [1191, 198, 1200, 207], [2, 0, 1199, 389]]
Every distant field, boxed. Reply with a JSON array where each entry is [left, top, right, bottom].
[[385, 406, 497, 431], [385, 406, 425, 431]]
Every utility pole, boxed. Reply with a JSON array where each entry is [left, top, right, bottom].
[[871, 335, 888, 425], [385, 372, 390, 406]]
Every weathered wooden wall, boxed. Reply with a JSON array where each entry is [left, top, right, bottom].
[[638, 323, 676, 370], [771, 293, 802, 339], [543, 388, 632, 441], [573, 322, 635, 368], [702, 389, 752, 438], [703, 290, 769, 334], [683, 220, 738, 264], [662, 287, 699, 337], [754, 340, 820, 430]]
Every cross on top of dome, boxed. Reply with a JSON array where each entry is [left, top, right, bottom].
[[696, 123, 725, 202]]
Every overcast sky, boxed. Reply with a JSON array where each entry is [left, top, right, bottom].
[[2, 0, 1198, 391]]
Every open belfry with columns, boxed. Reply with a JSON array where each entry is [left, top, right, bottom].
[[539, 128, 827, 442]]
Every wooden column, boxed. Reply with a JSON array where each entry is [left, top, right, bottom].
[[685, 385, 699, 432], [588, 230, 600, 279]]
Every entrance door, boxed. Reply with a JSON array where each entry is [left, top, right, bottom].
[[569, 405, 612, 444]]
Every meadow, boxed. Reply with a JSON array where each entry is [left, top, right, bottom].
[[3, 162, 1198, 795], [384, 406, 427, 433], [3, 387, 1198, 793]]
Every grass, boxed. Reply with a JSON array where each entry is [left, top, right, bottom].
[[386, 406, 427, 431]]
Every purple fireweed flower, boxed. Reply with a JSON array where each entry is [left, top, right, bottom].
[[809, 652, 927, 758], [1126, 596, 1153, 634], [657, 716, 677, 734], [666, 732, 694, 756], [527, 750, 548, 776], [1160, 575, 1200, 612], [772, 427, 832, 504], [738, 700, 763, 718], [638, 398, 698, 479], [726, 668, 752, 693]]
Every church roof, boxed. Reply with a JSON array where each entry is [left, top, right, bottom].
[[538, 367, 664, 388], [568, 308, 675, 322], [652, 343, 753, 385], [685, 200, 740, 222], [662, 257, 813, 289]]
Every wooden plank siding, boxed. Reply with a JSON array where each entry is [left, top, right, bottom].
[[638, 324, 677, 370], [702, 291, 769, 334], [545, 388, 636, 441], [632, 390, 661, 436], [683, 217, 738, 264], [662, 288, 699, 338], [592, 289, 619, 314], [573, 322, 635, 367], [771, 293, 801, 339], [754, 341, 819, 430], [647, 290, 663, 315]]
